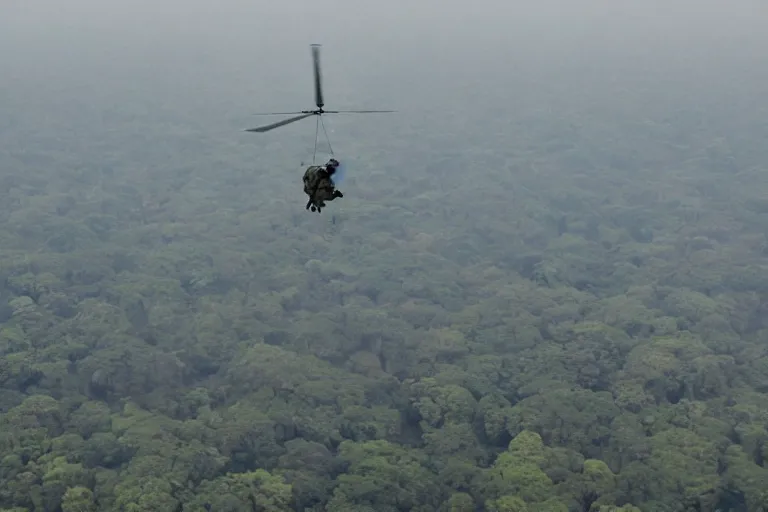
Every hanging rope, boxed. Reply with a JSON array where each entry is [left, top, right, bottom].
[[312, 115, 320, 164], [320, 116, 334, 157], [311, 115, 334, 165]]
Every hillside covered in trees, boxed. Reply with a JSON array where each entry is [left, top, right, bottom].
[[3, 92, 768, 510], [3, 1, 768, 511]]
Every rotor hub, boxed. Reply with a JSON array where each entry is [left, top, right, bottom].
[[244, 44, 393, 133]]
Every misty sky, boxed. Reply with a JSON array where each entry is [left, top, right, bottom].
[[2, 0, 767, 185]]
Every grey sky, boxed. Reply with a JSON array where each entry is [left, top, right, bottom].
[[2, 0, 766, 172]]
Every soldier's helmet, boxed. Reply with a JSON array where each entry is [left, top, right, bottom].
[[328, 158, 340, 168]]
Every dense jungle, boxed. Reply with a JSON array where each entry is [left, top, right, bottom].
[[2, 0, 768, 511]]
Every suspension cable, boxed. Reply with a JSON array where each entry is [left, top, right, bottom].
[[312, 115, 320, 164], [320, 116, 334, 156], [311, 115, 334, 164]]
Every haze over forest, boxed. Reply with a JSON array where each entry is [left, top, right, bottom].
[[2, 1, 768, 511]]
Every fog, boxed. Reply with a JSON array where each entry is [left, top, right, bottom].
[[3, 1, 768, 510], [1, 0, 766, 238], [2, 0, 767, 218], [4, 0, 766, 127]]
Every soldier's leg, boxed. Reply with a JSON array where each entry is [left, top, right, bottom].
[[317, 186, 338, 202], [306, 198, 313, 210]]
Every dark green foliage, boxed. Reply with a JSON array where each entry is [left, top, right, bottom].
[[3, 8, 768, 510]]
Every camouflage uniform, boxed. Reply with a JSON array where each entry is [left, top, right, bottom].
[[303, 161, 343, 213]]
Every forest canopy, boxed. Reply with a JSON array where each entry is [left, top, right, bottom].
[[2, 1, 768, 510], [2, 103, 768, 510]]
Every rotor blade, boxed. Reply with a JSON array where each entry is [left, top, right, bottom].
[[325, 110, 396, 113], [311, 44, 324, 109], [252, 111, 306, 116], [244, 113, 313, 133]]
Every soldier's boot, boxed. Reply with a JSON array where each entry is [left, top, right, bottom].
[[333, 190, 344, 198]]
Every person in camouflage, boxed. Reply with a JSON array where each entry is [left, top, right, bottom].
[[303, 158, 343, 213]]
